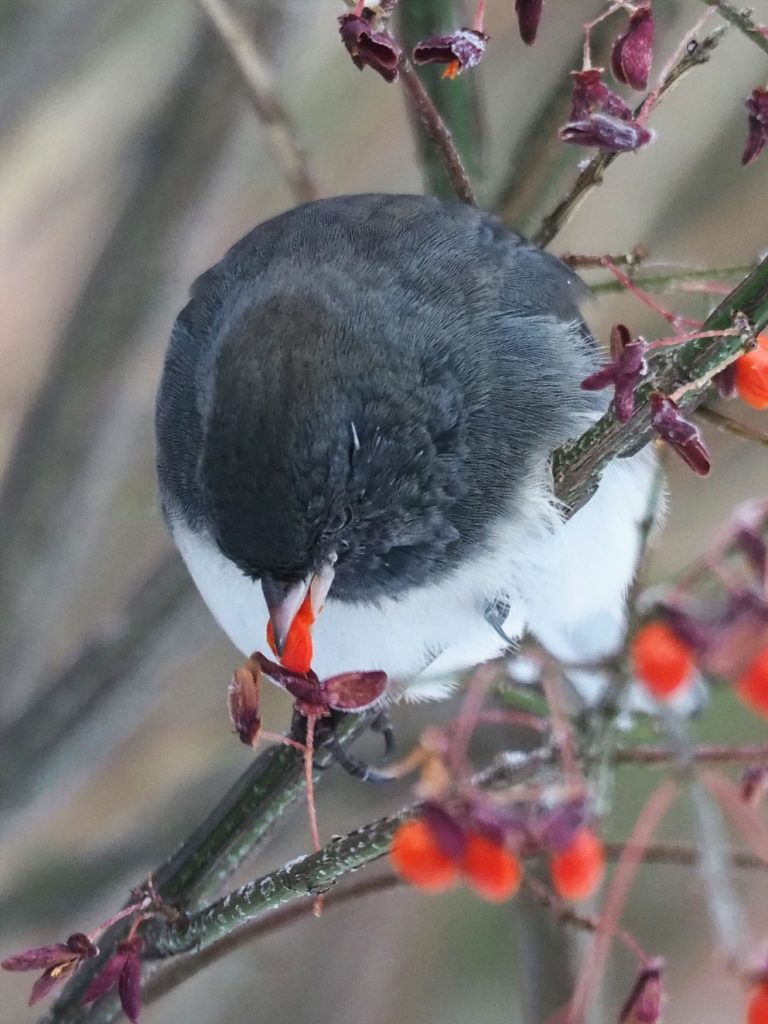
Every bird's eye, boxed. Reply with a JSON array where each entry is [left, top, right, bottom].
[[325, 505, 353, 535]]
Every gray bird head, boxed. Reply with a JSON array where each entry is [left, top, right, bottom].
[[156, 194, 601, 653]]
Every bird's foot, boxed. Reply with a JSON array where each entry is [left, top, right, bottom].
[[290, 707, 396, 783]]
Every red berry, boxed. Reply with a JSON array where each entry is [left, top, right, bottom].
[[266, 591, 315, 675], [550, 827, 606, 901], [737, 648, 768, 718], [736, 334, 768, 410], [631, 621, 694, 699], [747, 982, 768, 1024], [389, 819, 460, 892], [461, 833, 522, 902]]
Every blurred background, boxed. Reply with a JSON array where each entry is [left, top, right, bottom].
[[1, 0, 768, 1021]]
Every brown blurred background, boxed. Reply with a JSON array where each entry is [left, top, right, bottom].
[[1, 1, 768, 1022]]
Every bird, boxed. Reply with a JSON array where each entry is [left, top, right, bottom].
[[155, 193, 655, 705]]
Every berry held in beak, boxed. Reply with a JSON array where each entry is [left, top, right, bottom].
[[263, 560, 336, 673]]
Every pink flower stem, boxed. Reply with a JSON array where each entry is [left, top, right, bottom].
[[472, 0, 486, 33], [646, 327, 739, 351], [601, 257, 700, 329], [562, 780, 679, 1024], [87, 900, 152, 943], [582, 2, 631, 68], [638, 9, 714, 123]]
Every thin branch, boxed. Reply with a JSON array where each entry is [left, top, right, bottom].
[[398, 57, 476, 204], [533, 26, 726, 248], [143, 873, 400, 1008], [553, 250, 768, 514], [589, 263, 756, 294], [149, 812, 405, 957], [195, 0, 318, 203], [696, 0, 768, 55], [604, 839, 767, 872], [41, 713, 372, 1024], [0, 555, 210, 830], [614, 743, 768, 766], [397, 0, 484, 194], [695, 405, 768, 449]]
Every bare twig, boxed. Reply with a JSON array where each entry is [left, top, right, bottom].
[[0, 28, 239, 704], [553, 250, 768, 513], [603, 839, 767, 872], [589, 263, 756, 294], [195, 0, 318, 203], [150, 812, 406, 956], [696, 405, 768, 449], [614, 743, 768, 766], [696, 0, 768, 55], [534, 26, 726, 248], [0, 555, 211, 830], [143, 873, 400, 1008], [398, 58, 476, 205]]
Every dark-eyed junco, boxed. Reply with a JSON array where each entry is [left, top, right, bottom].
[[156, 193, 654, 701]]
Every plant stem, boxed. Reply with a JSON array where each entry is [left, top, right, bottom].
[[41, 713, 370, 1023], [589, 263, 756, 294], [697, 0, 768, 55], [695, 406, 768, 449], [397, 0, 481, 200], [195, 0, 319, 203], [534, 26, 726, 248], [552, 250, 768, 513], [614, 743, 768, 766], [604, 839, 767, 872], [398, 58, 476, 204], [150, 812, 406, 956]]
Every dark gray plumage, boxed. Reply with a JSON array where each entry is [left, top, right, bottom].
[[156, 193, 649, 693]]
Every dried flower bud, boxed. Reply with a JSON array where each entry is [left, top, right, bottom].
[[569, 68, 633, 121], [253, 652, 388, 715], [229, 661, 262, 747], [561, 113, 654, 152], [2, 933, 98, 1006], [323, 669, 388, 710], [515, 0, 544, 45], [413, 29, 489, 78], [619, 962, 664, 1023], [611, 4, 655, 91], [581, 324, 648, 422], [84, 938, 144, 1024], [650, 393, 711, 476], [339, 13, 402, 82], [743, 87, 768, 166]]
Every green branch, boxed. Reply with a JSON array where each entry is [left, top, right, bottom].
[[150, 813, 406, 956], [553, 251, 768, 513]]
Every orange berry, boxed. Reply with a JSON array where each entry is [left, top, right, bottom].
[[389, 819, 460, 892], [266, 591, 315, 674], [737, 648, 768, 718], [461, 832, 522, 902], [550, 827, 606, 901], [747, 982, 768, 1024], [736, 334, 768, 411], [631, 621, 694, 699]]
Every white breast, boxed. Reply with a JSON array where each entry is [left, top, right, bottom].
[[171, 449, 656, 702]]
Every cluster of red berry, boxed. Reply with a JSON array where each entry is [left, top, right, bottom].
[[389, 817, 605, 904], [736, 334, 768, 411], [631, 620, 768, 716]]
